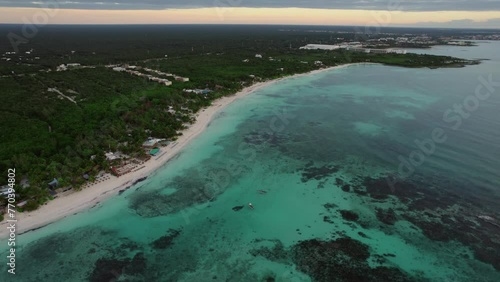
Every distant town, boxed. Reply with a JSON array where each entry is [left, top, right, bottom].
[[282, 28, 500, 49]]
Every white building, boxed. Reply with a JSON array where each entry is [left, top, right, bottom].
[[448, 41, 467, 46], [387, 49, 407, 54], [56, 64, 67, 71], [175, 77, 189, 82], [300, 44, 340, 50], [105, 152, 120, 161]]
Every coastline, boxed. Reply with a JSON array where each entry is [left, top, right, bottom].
[[0, 63, 363, 239]]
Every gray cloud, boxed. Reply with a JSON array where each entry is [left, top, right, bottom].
[[0, 0, 499, 11]]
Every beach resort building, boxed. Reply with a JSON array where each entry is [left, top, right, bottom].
[[111, 161, 142, 177], [105, 152, 121, 161], [142, 138, 159, 149]]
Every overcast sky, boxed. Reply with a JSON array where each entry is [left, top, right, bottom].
[[0, 0, 499, 27], [0, 0, 499, 11]]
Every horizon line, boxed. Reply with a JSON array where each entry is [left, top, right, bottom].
[[0, 23, 499, 31]]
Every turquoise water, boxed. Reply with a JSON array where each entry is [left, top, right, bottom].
[[1, 42, 500, 281]]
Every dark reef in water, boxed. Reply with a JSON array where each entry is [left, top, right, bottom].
[[335, 177, 344, 186], [151, 229, 181, 249], [402, 213, 500, 271], [354, 175, 500, 271], [25, 232, 76, 260], [243, 130, 287, 147], [15, 227, 153, 281], [250, 237, 412, 282], [232, 205, 244, 211], [89, 257, 131, 282], [89, 253, 147, 282], [249, 239, 289, 263], [335, 177, 351, 192], [129, 169, 224, 217], [291, 238, 411, 282], [126, 253, 147, 275], [299, 163, 340, 182], [376, 208, 398, 225], [324, 203, 337, 210], [323, 216, 334, 224], [133, 176, 148, 185], [340, 210, 360, 221], [358, 232, 370, 239]]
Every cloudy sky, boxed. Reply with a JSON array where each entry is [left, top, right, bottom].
[[0, 0, 499, 28]]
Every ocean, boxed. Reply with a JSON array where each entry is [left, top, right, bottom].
[[1, 41, 499, 281]]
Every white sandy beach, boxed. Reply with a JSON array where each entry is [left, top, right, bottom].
[[0, 63, 361, 239]]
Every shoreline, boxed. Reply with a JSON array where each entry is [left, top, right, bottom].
[[0, 63, 363, 239]]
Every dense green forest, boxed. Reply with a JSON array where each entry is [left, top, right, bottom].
[[0, 25, 479, 213]]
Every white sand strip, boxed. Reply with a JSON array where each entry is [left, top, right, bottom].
[[0, 63, 364, 239]]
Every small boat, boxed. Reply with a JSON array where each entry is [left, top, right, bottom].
[[257, 190, 267, 194]]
